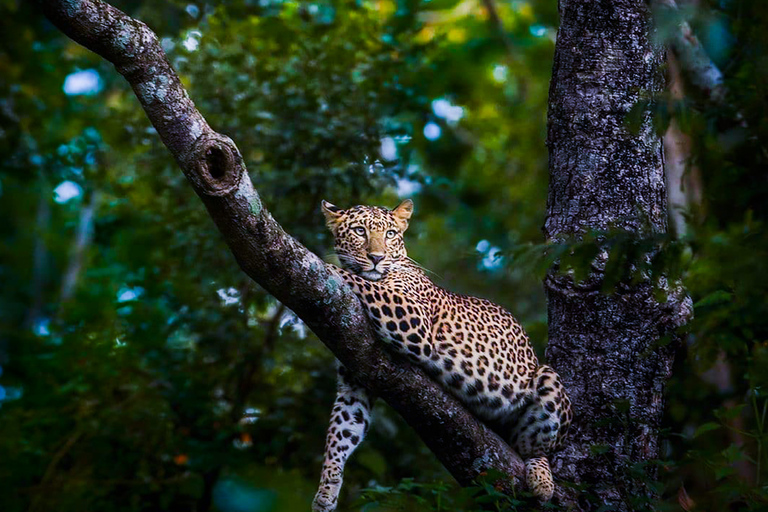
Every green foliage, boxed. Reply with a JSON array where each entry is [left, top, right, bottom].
[[356, 471, 550, 512], [2, 0, 768, 510]]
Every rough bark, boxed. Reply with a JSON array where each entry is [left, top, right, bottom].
[[545, 1, 692, 509], [39, 0, 524, 493]]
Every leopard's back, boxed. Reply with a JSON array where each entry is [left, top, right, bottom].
[[428, 285, 540, 422]]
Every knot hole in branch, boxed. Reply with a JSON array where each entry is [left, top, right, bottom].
[[205, 146, 227, 180], [188, 132, 243, 196]]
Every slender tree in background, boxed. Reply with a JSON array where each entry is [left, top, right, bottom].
[[545, 1, 691, 509]]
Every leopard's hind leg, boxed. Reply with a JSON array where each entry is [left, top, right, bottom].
[[509, 365, 572, 501], [312, 365, 374, 512]]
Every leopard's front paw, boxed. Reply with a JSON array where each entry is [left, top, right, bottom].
[[312, 468, 343, 511], [312, 487, 339, 512]]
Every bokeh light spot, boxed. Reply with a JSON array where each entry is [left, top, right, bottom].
[[63, 69, 103, 96], [117, 286, 144, 303], [529, 24, 546, 37], [53, 181, 82, 204], [380, 137, 397, 161], [492, 64, 508, 83], [423, 122, 441, 141]]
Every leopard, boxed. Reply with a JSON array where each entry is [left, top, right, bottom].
[[312, 199, 572, 511]]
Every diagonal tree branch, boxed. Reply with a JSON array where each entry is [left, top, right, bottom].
[[480, 0, 517, 60], [39, 0, 523, 493]]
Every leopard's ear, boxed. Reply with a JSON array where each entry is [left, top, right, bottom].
[[321, 200, 344, 233], [392, 199, 413, 230]]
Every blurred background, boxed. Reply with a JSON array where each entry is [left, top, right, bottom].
[[0, 0, 766, 510]]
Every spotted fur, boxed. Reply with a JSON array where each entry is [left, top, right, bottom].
[[312, 200, 572, 511]]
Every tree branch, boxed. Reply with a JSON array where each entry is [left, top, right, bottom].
[[480, 0, 517, 60], [654, 0, 726, 104], [39, 0, 523, 491]]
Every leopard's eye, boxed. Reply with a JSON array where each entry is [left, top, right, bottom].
[[352, 226, 366, 237], [386, 229, 398, 239]]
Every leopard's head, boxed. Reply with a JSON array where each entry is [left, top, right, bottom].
[[321, 199, 413, 281]]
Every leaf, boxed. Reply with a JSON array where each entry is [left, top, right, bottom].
[[624, 99, 650, 135], [714, 404, 747, 421], [721, 443, 747, 464], [357, 449, 388, 476], [694, 290, 734, 308], [714, 465, 735, 480], [360, 501, 382, 512], [693, 422, 721, 438]]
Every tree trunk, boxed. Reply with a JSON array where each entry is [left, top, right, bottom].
[[59, 190, 98, 304], [545, 1, 692, 510], [664, 52, 702, 238], [24, 180, 51, 334]]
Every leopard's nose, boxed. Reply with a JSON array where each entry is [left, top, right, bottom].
[[368, 254, 385, 265]]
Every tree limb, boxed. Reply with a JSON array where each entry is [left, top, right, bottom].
[[39, 0, 523, 491], [654, 0, 726, 103], [480, 0, 517, 60]]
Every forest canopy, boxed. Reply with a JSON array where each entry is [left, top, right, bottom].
[[1, 0, 767, 511]]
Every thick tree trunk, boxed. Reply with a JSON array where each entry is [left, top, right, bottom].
[[545, 1, 692, 510]]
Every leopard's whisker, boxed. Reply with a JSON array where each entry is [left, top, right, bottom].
[[406, 256, 442, 280]]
